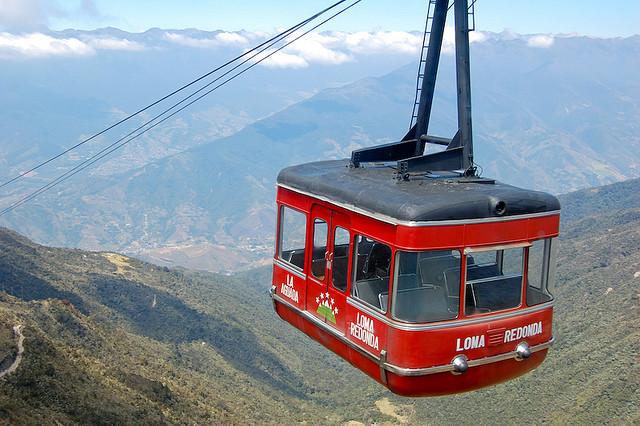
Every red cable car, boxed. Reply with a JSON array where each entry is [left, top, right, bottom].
[[270, 0, 560, 396]]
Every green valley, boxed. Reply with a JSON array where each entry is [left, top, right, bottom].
[[0, 177, 639, 425]]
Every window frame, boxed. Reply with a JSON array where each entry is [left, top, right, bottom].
[[463, 243, 528, 317], [547, 238, 559, 296], [350, 233, 392, 314], [277, 204, 308, 273], [526, 237, 557, 306], [310, 217, 328, 280], [390, 248, 463, 324], [331, 226, 351, 293]]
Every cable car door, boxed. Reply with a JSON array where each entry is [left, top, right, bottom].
[[326, 211, 351, 332], [306, 205, 331, 323], [306, 205, 350, 333]]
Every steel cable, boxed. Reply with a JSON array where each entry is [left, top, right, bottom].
[[0, 0, 364, 217], [0, 0, 353, 190]]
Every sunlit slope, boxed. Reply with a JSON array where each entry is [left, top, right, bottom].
[[0, 177, 639, 424], [0, 229, 381, 424]]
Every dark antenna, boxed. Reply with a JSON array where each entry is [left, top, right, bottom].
[[350, 0, 477, 177]]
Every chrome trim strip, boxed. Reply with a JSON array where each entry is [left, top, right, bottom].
[[278, 184, 560, 227], [347, 297, 554, 331], [467, 272, 522, 285], [379, 350, 389, 385], [272, 292, 555, 377], [386, 337, 555, 376], [273, 258, 554, 332], [273, 258, 307, 280], [464, 241, 531, 254]]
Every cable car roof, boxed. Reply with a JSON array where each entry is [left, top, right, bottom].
[[278, 159, 560, 223]]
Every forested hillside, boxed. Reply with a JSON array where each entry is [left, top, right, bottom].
[[0, 177, 638, 424]]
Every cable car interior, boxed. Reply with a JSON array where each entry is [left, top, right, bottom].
[[271, 0, 560, 397], [277, 207, 557, 323]]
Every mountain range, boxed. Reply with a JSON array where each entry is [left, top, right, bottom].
[[0, 28, 421, 177], [1, 30, 639, 272]]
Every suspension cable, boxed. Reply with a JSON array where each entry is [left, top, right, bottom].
[[0, 0, 364, 217], [0, 0, 353, 190]]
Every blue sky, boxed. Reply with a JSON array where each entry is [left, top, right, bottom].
[[53, 0, 637, 36], [1, 0, 637, 37]]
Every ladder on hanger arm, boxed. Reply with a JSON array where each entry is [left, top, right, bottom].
[[410, 0, 476, 128], [350, 0, 478, 178], [409, 0, 438, 130]]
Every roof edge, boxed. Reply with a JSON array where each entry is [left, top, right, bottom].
[[278, 183, 560, 228]]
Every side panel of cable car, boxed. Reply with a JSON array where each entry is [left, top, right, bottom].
[[270, 0, 561, 397], [271, 187, 559, 396]]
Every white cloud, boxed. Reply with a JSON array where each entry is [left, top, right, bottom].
[[0, 32, 93, 57], [0, 0, 50, 32], [0, 32, 146, 58], [259, 50, 309, 69], [164, 31, 249, 48], [0, 0, 105, 32], [87, 37, 144, 51], [527, 34, 555, 48], [253, 29, 492, 69], [215, 32, 249, 45], [342, 31, 422, 55], [0, 29, 559, 63], [164, 33, 215, 48], [470, 31, 488, 44], [256, 31, 423, 70], [439, 27, 489, 54], [284, 33, 351, 65]]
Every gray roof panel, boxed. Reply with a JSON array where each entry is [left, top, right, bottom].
[[277, 160, 560, 222]]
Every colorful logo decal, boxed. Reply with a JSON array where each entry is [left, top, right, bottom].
[[316, 292, 338, 324]]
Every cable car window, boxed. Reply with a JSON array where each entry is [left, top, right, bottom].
[[278, 206, 307, 271], [527, 238, 556, 306], [465, 247, 523, 315], [547, 238, 559, 296], [391, 250, 461, 323], [332, 227, 350, 292], [351, 235, 391, 312], [311, 219, 328, 280]]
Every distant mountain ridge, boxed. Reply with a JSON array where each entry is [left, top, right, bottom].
[[0, 28, 423, 178], [1, 32, 639, 272]]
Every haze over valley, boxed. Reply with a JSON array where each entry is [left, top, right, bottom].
[[0, 29, 638, 272]]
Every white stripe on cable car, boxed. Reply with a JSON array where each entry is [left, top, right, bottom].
[[346, 297, 554, 332], [273, 259, 554, 331], [270, 290, 554, 377], [272, 258, 554, 331], [464, 241, 532, 254], [278, 183, 560, 227]]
